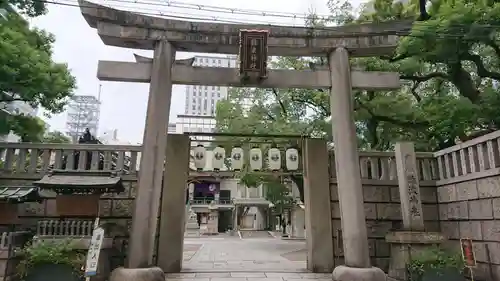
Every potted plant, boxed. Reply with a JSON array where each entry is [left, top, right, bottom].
[[407, 246, 466, 281], [17, 239, 85, 281]]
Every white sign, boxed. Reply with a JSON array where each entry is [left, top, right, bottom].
[[84, 227, 105, 277]]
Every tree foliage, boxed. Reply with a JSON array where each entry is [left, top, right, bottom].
[[215, 0, 500, 204], [1, 0, 47, 17], [217, 0, 500, 152], [0, 8, 76, 142], [43, 130, 71, 143]]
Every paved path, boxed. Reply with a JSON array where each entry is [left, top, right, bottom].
[[182, 235, 306, 272], [166, 272, 332, 281]]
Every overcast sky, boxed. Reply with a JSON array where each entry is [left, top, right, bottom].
[[30, 0, 365, 144]]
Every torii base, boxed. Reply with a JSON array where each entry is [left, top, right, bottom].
[[333, 266, 386, 281]]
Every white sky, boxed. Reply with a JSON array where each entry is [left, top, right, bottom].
[[30, 0, 366, 144]]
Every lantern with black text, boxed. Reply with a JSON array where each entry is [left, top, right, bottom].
[[231, 146, 244, 171], [268, 146, 281, 171], [285, 147, 299, 171], [193, 145, 206, 171], [212, 146, 225, 171], [249, 147, 263, 171]]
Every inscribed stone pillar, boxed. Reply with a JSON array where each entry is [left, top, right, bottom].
[[386, 142, 445, 280], [128, 40, 175, 268], [394, 142, 424, 230], [302, 138, 334, 273], [329, 48, 385, 281], [157, 134, 190, 272]]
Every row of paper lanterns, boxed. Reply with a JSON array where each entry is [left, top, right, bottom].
[[192, 145, 300, 171]]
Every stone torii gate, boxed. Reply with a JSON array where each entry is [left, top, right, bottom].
[[78, 1, 411, 279]]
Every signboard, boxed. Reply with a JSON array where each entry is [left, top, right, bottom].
[[460, 238, 476, 268], [84, 227, 105, 277], [239, 29, 268, 78]]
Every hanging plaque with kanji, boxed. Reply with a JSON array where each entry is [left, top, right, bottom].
[[239, 29, 269, 79]]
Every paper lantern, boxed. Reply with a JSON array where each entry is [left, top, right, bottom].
[[249, 147, 263, 171], [193, 145, 206, 170], [268, 147, 281, 171], [212, 146, 225, 171], [231, 146, 244, 171], [285, 148, 299, 171]]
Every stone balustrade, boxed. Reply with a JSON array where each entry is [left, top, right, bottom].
[[0, 143, 142, 180], [434, 130, 500, 185], [36, 219, 95, 236], [329, 151, 438, 184], [0, 133, 499, 277], [0, 139, 491, 184], [191, 198, 232, 205]]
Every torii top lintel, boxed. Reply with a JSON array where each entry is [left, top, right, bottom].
[[78, 0, 413, 57]]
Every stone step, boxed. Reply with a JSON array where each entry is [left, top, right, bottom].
[[166, 272, 332, 280], [239, 231, 273, 239]]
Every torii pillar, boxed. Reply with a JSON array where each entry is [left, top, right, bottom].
[[329, 47, 386, 281], [128, 40, 175, 268]]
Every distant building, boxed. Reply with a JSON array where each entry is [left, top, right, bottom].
[[175, 114, 216, 145], [167, 123, 177, 134], [184, 55, 237, 116], [0, 93, 39, 142], [99, 129, 119, 144]]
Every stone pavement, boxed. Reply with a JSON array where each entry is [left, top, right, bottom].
[[166, 272, 332, 281], [182, 235, 306, 272]]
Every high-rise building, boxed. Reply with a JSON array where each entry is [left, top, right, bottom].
[[66, 95, 101, 142], [167, 123, 177, 134], [184, 55, 237, 116]]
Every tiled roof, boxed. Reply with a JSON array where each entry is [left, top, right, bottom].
[[0, 186, 43, 203]]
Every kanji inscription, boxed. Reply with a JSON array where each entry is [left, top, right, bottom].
[[239, 29, 268, 78]]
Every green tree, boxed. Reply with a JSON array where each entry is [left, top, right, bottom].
[[218, 0, 500, 152], [42, 130, 71, 143], [216, 0, 500, 202], [0, 10, 76, 142], [1, 0, 47, 17]]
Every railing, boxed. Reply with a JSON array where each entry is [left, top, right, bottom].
[[191, 198, 233, 205], [433, 130, 500, 184], [0, 143, 142, 179], [3, 133, 500, 186], [329, 151, 438, 183], [0, 231, 32, 250], [36, 220, 95, 236]]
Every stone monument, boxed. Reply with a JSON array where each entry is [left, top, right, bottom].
[[386, 142, 446, 280]]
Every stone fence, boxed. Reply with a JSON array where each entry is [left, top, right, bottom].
[[434, 131, 500, 280], [0, 131, 498, 279]]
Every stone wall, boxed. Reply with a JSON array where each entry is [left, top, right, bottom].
[[438, 177, 500, 280], [0, 179, 138, 270], [433, 130, 500, 281], [330, 182, 439, 271]]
